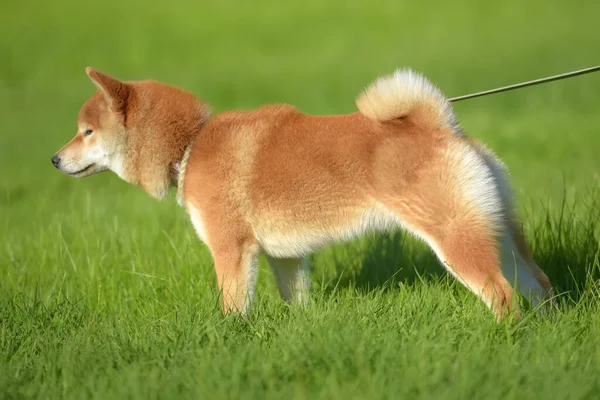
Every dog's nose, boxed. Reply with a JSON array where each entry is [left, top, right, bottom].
[[51, 155, 61, 168]]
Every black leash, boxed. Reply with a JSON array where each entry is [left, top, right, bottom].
[[449, 65, 600, 103]]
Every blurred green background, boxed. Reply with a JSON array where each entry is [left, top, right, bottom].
[[1, 1, 599, 398], [2, 0, 599, 205]]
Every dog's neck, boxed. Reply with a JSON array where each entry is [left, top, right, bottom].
[[170, 114, 211, 206], [173, 142, 194, 206]]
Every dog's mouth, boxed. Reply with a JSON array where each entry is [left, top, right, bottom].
[[68, 164, 96, 176]]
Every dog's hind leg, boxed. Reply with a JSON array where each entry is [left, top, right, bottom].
[[394, 209, 520, 320], [471, 141, 554, 309], [508, 220, 555, 306], [265, 256, 310, 306], [379, 142, 528, 320]]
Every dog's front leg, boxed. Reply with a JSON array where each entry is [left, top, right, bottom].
[[211, 242, 260, 316], [265, 256, 310, 306]]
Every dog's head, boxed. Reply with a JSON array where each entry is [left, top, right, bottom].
[[52, 67, 128, 180], [52, 67, 210, 199]]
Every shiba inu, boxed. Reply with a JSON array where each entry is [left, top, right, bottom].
[[52, 67, 554, 320]]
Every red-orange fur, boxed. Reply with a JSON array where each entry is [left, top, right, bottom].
[[53, 67, 554, 320]]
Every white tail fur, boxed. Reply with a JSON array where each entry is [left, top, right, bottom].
[[356, 68, 459, 131]]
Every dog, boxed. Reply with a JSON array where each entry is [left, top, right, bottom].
[[52, 66, 554, 320]]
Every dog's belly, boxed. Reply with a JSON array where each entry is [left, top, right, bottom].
[[253, 203, 401, 258]]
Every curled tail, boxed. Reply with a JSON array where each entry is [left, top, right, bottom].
[[356, 68, 461, 133]]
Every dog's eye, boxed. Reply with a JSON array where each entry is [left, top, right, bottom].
[[83, 129, 93, 137]]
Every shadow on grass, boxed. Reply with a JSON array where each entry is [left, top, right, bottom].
[[320, 187, 600, 305], [321, 230, 445, 294]]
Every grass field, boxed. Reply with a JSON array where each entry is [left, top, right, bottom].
[[1, 0, 600, 398]]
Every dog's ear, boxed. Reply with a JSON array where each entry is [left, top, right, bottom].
[[85, 67, 130, 113]]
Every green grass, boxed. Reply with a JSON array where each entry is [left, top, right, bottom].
[[1, 0, 600, 398]]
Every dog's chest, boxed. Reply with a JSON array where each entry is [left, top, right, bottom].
[[187, 204, 210, 244]]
